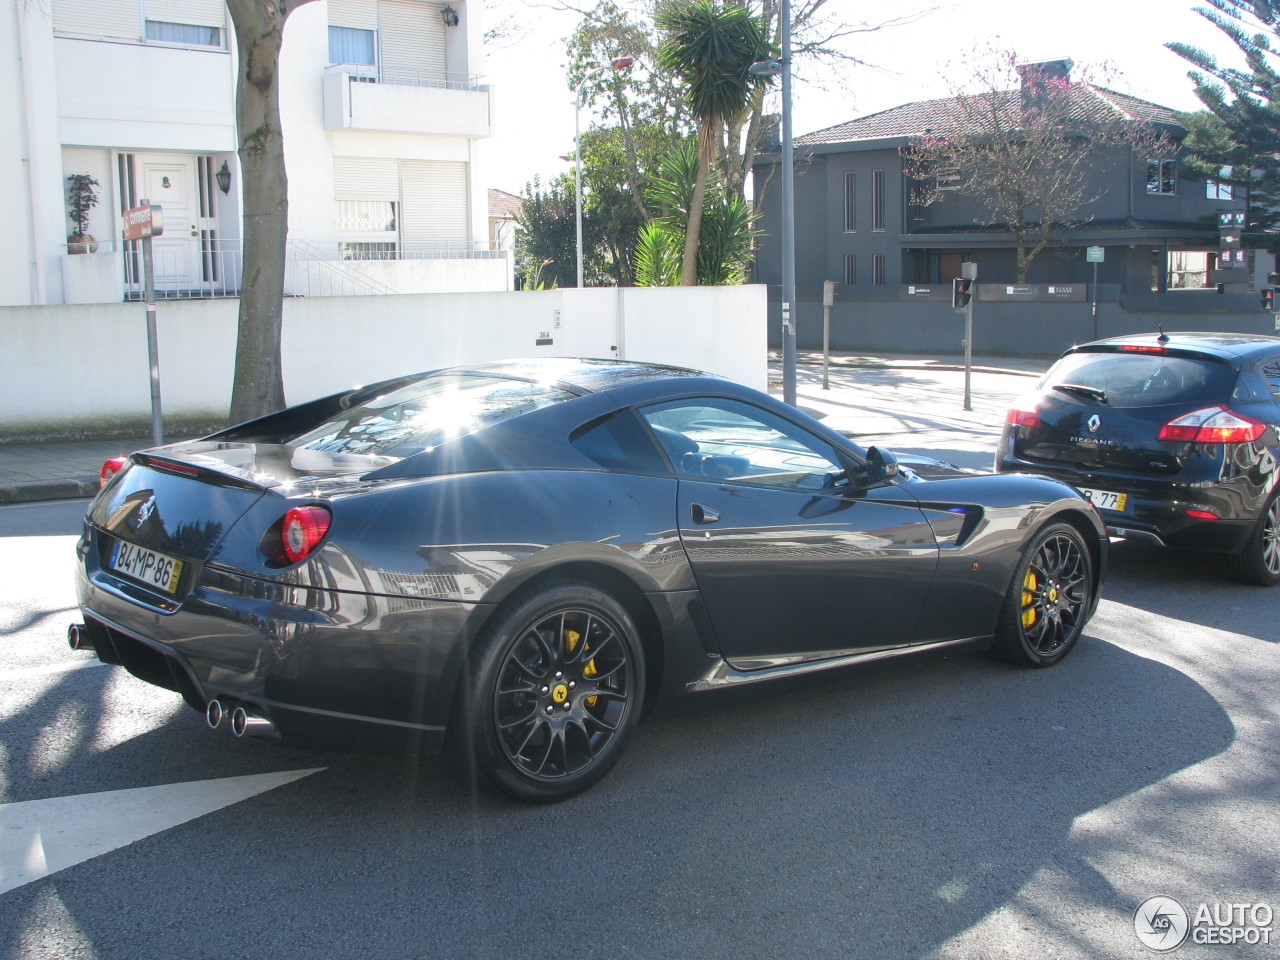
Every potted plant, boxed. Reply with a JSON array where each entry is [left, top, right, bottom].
[[66, 173, 100, 253]]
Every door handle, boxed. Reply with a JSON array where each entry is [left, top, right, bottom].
[[690, 503, 720, 524]]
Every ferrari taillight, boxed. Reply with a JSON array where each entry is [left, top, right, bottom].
[[1157, 406, 1265, 444], [281, 506, 331, 563], [99, 456, 128, 487]]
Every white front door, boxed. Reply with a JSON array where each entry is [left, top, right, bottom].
[[139, 156, 200, 290]]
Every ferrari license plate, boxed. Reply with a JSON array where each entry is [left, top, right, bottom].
[[1079, 487, 1128, 512], [110, 541, 184, 594]]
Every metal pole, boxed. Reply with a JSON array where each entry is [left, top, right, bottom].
[[821, 279, 834, 389], [574, 75, 591, 289], [140, 204, 164, 446], [1091, 259, 1099, 340], [780, 0, 797, 408], [963, 298, 973, 412]]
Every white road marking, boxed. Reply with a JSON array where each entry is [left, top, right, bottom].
[[0, 768, 325, 896], [0, 660, 110, 682]]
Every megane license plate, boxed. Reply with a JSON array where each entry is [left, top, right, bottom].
[[1079, 487, 1129, 512], [110, 540, 184, 594]]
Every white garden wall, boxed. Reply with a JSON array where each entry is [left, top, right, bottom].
[[0, 286, 766, 433]]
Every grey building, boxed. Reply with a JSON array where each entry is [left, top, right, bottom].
[[752, 60, 1271, 355]]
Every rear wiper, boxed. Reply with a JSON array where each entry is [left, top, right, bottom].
[[1051, 382, 1108, 404]]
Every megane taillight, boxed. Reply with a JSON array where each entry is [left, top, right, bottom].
[[99, 456, 128, 487], [1157, 406, 1265, 444], [281, 506, 331, 563], [1004, 400, 1040, 428]]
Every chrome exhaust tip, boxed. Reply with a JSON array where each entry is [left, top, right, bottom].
[[205, 699, 226, 730], [67, 623, 94, 652], [230, 706, 278, 740]]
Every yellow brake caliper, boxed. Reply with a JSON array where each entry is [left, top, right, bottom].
[[1021, 570, 1038, 629], [565, 628, 599, 706]]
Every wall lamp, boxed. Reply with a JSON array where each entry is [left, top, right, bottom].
[[441, 6, 459, 27], [215, 161, 231, 194]]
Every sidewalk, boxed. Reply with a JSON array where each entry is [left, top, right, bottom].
[[0, 352, 1049, 504], [0, 438, 149, 504]]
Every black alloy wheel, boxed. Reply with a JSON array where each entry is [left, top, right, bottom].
[[458, 581, 643, 802], [993, 522, 1094, 667], [1229, 489, 1280, 587]]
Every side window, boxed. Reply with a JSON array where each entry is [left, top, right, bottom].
[[638, 398, 846, 491], [570, 410, 668, 474]]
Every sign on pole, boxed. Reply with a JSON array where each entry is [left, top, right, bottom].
[[1086, 246, 1105, 263], [121, 202, 166, 446]]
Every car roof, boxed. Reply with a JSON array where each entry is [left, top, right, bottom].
[[1072, 332, 1280, 362], [444, 357, 717, 394]]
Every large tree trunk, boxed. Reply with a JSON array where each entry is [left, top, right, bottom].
[[226, 0, 315, 423]]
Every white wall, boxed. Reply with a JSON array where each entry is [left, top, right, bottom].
[[5, 2, 66, 306], [0, 286, 766, 432], [286, 252, 514, 295]]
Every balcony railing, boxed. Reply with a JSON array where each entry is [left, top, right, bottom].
[[333, 64, 483, 90], [65, 236, 506, 301]]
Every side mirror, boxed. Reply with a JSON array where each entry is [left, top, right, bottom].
[[862, 446, 900, 485]]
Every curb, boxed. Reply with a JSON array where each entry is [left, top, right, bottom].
[[0, 478, 98, 505]]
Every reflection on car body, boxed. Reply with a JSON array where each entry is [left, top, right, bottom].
[[73, 358, 1105, 802]]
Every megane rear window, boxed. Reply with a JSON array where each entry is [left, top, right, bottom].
[[290, 374, 576, 458], [1044, 352, 1238, 408]]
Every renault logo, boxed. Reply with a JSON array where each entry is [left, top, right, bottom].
[[1087, 414, 1102, 433]]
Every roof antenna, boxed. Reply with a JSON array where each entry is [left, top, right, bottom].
[[1157, 324, 1169, 345]]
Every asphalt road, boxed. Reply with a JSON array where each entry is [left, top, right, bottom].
[[2, 479, 1278, 958]]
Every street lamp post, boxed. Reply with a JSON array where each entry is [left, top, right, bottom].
[[750, 0, 796, 407], [574, 57, 634, 288]]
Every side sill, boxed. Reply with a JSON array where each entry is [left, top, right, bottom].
[[686, 636, 987, 692]]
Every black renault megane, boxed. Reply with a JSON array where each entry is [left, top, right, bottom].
[[73, 358, 1105, 801], [997, 332, 1280, 586]]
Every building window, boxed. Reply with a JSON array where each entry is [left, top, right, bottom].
[[843, 172, 856, 232], [1207, 165, 1235, 199], [337, 200, 396, 233], [843, 254, 856, 285], [340, 242, 399, 261], [329, 25, 376, 65], [1166, 250, 1213, 289], [145, 21, 221, 46], [935, 168, 961, 192], [337, 200, 398, 258], [872, 169, 886, 231], [1147, 159, 1177, 195], [872, 253, 886, 286]]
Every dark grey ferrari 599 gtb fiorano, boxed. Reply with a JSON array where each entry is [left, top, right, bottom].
[[72, 359, 1106, 801]]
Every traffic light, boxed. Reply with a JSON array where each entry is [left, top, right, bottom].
[[1263, 287, 1275, 310], [952, 277, 973, 311]]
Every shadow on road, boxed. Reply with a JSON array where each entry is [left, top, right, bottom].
[[3, 633, 1234, 960]]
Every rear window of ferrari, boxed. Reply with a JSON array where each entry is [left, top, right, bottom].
[[289, 374, 577, 458], [1043, 351, 1239, 409]]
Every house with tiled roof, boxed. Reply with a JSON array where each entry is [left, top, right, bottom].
[[488, 188, 523, 250], [752, 59, 1269, 354]]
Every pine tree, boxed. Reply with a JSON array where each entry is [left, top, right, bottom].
[[1167, 0, 1280, 249]]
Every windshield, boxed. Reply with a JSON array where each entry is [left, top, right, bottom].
[[1044, 351, 1238, 408], [289, 374, 577, 458]]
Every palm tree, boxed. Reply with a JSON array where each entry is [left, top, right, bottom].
[[656, 0, 772, 286]]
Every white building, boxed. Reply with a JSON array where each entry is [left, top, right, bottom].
[[1, 0, 507, 308]]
